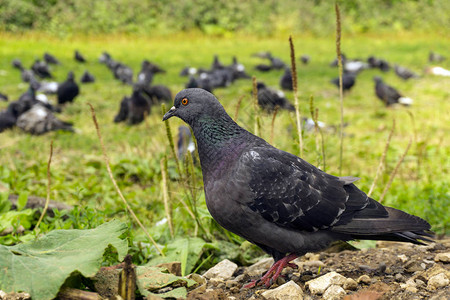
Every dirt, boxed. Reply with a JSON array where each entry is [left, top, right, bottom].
[[188, 238, 450, 300]]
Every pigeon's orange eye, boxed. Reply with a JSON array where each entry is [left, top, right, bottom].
[[181, 98, 189, 106]]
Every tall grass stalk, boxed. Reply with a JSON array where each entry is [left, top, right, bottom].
[[35, 140, 53, 231], [309, 96, 326, 170], [234, 95, 245, 122], [368, 119, 395, 198], [335, 2, 344, 175], [379, 138, 412, 203], [162, 103, 182, 177], [270, 106, 279, 144], [88, 103, 164, 256], [160, 156, 174, 238], [289, 35, 303, 157], [252, 77, 261, 137]]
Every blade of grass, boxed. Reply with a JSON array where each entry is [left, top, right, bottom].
[[270, 106, 279, 144], [289, 35, 303, 157], [252, 77, 261, 137], [335, 2, 344, 175], [234, 95, 245, 122], [161, 156, 174, 238], [88, 103, 164, 256]]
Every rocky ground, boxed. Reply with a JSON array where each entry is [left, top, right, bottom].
[[187, 238, 450, 300]]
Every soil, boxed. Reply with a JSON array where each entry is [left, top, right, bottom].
[[188, 238, 450, 300]]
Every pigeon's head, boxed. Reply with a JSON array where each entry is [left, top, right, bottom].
[[163, 88, 225, 125], [373, 76, 383, 83], [67, 71, 75, 81]]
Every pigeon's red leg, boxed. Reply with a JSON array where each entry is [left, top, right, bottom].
[[243, 253, 298, 288]]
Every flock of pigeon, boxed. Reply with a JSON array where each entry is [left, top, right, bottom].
[[0, 48, 448, 137]]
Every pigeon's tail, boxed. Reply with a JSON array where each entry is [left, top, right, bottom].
[[398, 97, 413, 106], [333, 205, 433, 245]]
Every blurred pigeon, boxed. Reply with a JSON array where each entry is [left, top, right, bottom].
[[330, 53, 347, 67], [344, 60, 368, 74], [367, 56, 390, 72], [31, 59, 53, 79], [16, 104, 74, 135], [114, 63, 133, 85], [114, 86, 150, 125], [12, 59, 35, 82], [74, 50, 87, 63], [113, 96, 130, 123], [254, 64, 273, 72], [37, 81, 59, 94], [211, 55, 225, 70], [374, 76, 412, 106], [143, 85, 172, 106], [394, 65, 419, 80], [229, 56, 251, 80], [268, 54, 286, 70], [163, 88, 432, 288], [57, 71, 79, 104], [0, 108, 17, 132], [0, 92, 8, 102], [251, 51, 272, 59], [256, 82, 294, 112], [80, 70, 95, 83], [428, 51, 445, 63], [279, 68, 293, 91], [177, 125, 196, 160], [300, 55, 310, 65], [185, 74, 213, 93], [331, 72, 356, 92], [44, 52, 60, 65], [179, 66, 198, 77]]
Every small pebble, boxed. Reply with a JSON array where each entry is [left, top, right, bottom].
[[357, 274, 371, 284]]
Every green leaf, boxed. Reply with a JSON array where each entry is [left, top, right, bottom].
[[0, 220, 128, 300], [136, 266, 196, 299], [0, 192, 11, 213], [16, 191, 29, 211], [0, 209, 34, 232], [146, 237, 216, 276]]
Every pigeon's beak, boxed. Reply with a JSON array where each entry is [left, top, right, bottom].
[[162, 106, 176, 121]]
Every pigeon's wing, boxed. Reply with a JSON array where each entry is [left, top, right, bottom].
[[383, 83, 402, 99], [233, 146, 379, 232]]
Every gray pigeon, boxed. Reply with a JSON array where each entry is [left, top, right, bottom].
[[163, 88, 432, 288]]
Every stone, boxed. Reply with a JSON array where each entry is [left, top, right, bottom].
[[305, 272, 347, 295], [261, 280, 303, 300], [323, 285, 346, 300], [187, 273, 207, 285], [418, 264, 447, 282], [246, 257, 274, 277], [156, 261, 181, 276], [404, 260, 424, 273], [357, 275, 371, 284], [203, 259, 238, 280], [434, 252, 450, 263], [343, 278, 358, 290], [397, 254, 408, 263], [427, 273, 449, 290]]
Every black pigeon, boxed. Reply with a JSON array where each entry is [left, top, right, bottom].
[[177, 125, 196, 160], [16, 104, 74, 135], [44, 52, 60, 65], [374, 76, 412, 106], [254, 64, 273, 72], [12, 59, 35, 82], [367, 56, 390, 72], [331, 72, 357, 92], [0, 92, 8, 102], [31, 59, 53, 79], [330, 53, 347, 67], [80, 70, 95, 83], [229, 56, 251, 80], [57, 71, 80, 104], [211, 55, 225, 70], [179, 66, 198, 77], [300, 55, 310, 65], [185, 74, 213, 93], [113, 63, 133, 85], [279, 68, 293, 91], [251, 51, 272, 59], [114, 86, 150, 125], [394, 65, 419, 80], [428, 51, 445, 63], [0, 108, 17, 132], [268, 54, 285, 70], [256, 82, 294, 112], [163, 88, 431, 288], [143, 85, 172, 106], [74, 50, 87, 63]]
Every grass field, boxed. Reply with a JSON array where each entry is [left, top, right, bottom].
[[0, 32, 448, 265]]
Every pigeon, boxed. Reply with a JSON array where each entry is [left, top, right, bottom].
[[163, 88, 432, 288], [344, 60, 368, 74], [74, 50, 87, 63], [0, 92, 8, 102], [80, 70, 95, 83], [254, 64, 273, 72], [113, 63, 133, 85], [142, 85, 172, 106], [31, 59, 53, 79], [300, 55, 310, 65], [57, 71, 80, 104], [229, 56, 251, 80], [179, 66, 198, 77], [211, 55, 225, 70], [114, 86, 150, 125], [16, 104, 74, 135], [37, 81, 59, 94], [279, 68, 293, 91], [185, 74, 213, 93], [256, 82, 294, 112], [374, 76, 413, 106], [44, 52, 60, 65], [268, 54, 286, 70], [330, 53, 347, 67], [394, 65, 419, 80], [428, 51, 445, 63], [367, 56, 390, 72], [12, 59, 35, 82], [177, 125, 196, 160], [425, 66, 450, 77], [331, 72, 357, 92], [251, 51, 272, 59], [0, 108, 17, 132]]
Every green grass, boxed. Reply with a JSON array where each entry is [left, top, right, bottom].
[[0, 32, 448, 265]]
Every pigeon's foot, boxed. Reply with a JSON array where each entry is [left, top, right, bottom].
[[243, 253, 298, 288]]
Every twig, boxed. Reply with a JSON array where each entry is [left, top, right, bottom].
[[160, 157, 174, 238], [379, 138, 412, 203], [161, 103, 182, 176], [88, 103, 164, 256], [270, 106, 279, 144], [234, 95, 245, 121], [289, 35, 303, 157], [35, 140, 53, 231], [368, 119, 395, 198], [335, 2, 344, 175], [310, 96, 325, 170]]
